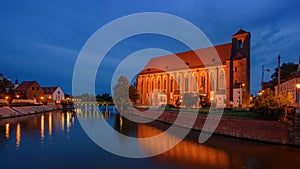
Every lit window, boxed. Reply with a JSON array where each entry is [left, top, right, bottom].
[[219, 70, 225, 89]]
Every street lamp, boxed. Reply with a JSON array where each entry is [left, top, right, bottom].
[[296, 83, 300, 108], [261, 65, 270, 90]]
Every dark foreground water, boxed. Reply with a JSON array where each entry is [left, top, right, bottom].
[[1, 107, 300, 169]]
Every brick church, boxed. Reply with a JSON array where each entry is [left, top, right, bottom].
[[136, 29, 251, 108]]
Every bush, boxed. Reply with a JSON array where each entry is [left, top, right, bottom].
[[253, 92, 293, 122]]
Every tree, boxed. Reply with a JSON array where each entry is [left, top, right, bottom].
[[113, 76, 131, 112], [271, 62, 298, 85], [182, 93, 199, 109], [253, 91, 293, 122], [129, 84, 139, 104], [96, 93, 113, 103]]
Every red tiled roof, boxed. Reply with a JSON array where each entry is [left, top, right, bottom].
[[42, 86, 58, 95], [15, 81, 37, 91], [140, 43, 232, 74]]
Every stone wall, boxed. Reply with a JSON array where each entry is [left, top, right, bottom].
[[131, 110, 296, 146], [0, 105, 59, 119]]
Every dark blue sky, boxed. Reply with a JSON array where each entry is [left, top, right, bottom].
[[1, 0, 300, 95]]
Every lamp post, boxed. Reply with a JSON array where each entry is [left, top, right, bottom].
[[296, 83, 300, 108], [261, 65, 270, 90]]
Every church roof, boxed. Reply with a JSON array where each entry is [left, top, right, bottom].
[[140, 43, 232, 75]]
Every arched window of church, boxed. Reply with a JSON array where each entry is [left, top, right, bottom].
[[163, 77, 167, 90], [146, 79, 149, 93], [141, 79, 143, 93], [157, 78, 161, 90], [177, 75, 181, 90], [151, 78, 154, 91], [238, 40, 243, 49], [184, 74, 188, 92], [210, 72, 215, 91], [219, 70, 225, 89], [193, 74, 197, 92], [170, 78, 174, 92], [201, 73, 206, 91]]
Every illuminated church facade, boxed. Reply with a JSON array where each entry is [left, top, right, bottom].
[[136, 29, 251, 108]]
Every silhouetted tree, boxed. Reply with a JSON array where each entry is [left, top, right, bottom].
[[271, 62, 298, 85]]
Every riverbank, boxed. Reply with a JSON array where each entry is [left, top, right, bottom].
[[0, 104, 61, 119], [128, 109, 299, 146]]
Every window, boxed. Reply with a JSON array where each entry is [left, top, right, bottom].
[[177, 75, 181, 90], [58, 91, 60, 94], [193, 76, 197, 92], [238, 40, 243, 48], [210, 72, 215, 91], [146, 79, 149, 93], [235, 67, 237, 72], [201, 74, 206, 90], [163, 77, 167, 90], [151, 78, 154, 90], [170, 78, 174, 92], [32, 86, 34, 90], [184, 75, 188, 92], [219, 70, 225, 89], [158, 78, 161, 90]]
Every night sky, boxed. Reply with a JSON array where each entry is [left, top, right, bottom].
[[1, 0, 300, 95]]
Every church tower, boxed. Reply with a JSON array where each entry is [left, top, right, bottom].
[[230, 29, 251, 108]]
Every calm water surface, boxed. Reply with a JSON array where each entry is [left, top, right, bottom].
[[1, 107, 300, 169]]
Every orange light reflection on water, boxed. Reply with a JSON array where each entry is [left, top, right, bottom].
[[49, 113, 52, 137], [137, 124, 230, 169], [5, 123, 9, 139], [16, 123, 21, 149]]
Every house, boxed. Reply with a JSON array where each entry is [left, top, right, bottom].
[[14, 81, 44, 101], [136, 29, 251, 108], [42, 86, 65, 103]]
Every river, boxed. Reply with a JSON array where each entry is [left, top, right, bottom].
[[0, 107, 300, 169]]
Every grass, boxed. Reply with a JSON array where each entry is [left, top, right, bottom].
[[165, 108, 255, 119]]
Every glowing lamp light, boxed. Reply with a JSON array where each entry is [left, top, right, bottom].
[[48, 96, 52, 99], [16, 95, 20, 98], [5, 96, 9, 99], [242, 83, 246, 87], [41, 96, 44, 100], [296, 83, 300, 89], [210, 97, 214, 101]]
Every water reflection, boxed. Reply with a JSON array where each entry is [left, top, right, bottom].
[[41, 114, 44, 140], [1, 108, 300, 169], [49, 113, 52, 137], [0, 111, 75, 150], [16, 123, 21, 149], [5, 123, 9, 139], [137, 124, 229, 169]]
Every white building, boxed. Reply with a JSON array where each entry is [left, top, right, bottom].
[[42, 86, 65, 103], [274, 77, 300, 108]]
